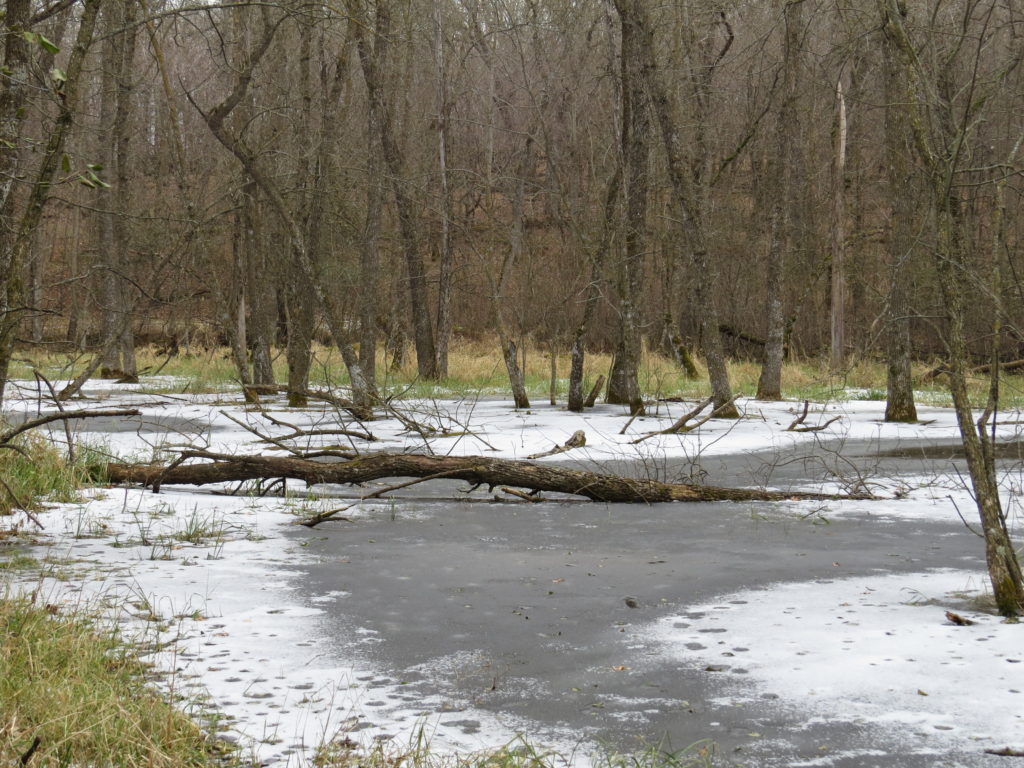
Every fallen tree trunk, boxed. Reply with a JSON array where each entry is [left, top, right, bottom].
[[922, 357, 1024, 383], [107, 450, 861, 504]]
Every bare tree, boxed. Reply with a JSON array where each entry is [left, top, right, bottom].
[[879, 0, 1024, 615], [606, 2, 648, 415], [350, 0, 438, 380], [194, 5, 375, 415], [757, 0, 804, 400], [0, 0, 103, 409], [612, 0, 739, 417]]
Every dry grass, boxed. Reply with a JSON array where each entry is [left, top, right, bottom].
[[10, 336, 1024, 406], [311, 731, 715, 768], [0, 594, 232, 767], [0, 434, 104, 516]]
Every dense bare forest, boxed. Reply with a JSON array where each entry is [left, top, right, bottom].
[[2, 0, 1023, 413]]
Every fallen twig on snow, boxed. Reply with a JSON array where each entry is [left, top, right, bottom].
[[527, 430, 587, 459], [632, 396, 739, 444], [786, 400, 842, 433]]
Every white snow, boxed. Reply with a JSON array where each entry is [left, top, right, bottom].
[[3, 376, 1024, 764], [646, 569, 1024, 759]]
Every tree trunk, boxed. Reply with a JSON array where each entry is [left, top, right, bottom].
[[111, 0, 138, 377], [433, 0, 454, 380], [359, 45, 383, 388], [284, 19, 317, 403], [0, 0, 102, 408], [937, 207, 1024, 616], [757, 0, 802, 400], [606, 11, 647, 416], [0, 0, 33, 400], [108, 450, 856, 506], [613, 0, 738, 418], [142, 0, 252, 388], [229, 202, 253, 387], [829, 79, 847, 372], [352, 0, 437, 380], [881, 34, 917, 422], [567, 166, 619, 411], [96, 4, 118, 376], [498, 137, 533, 409]]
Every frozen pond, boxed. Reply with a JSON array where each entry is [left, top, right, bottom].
[[2, 380, 1023, 766]]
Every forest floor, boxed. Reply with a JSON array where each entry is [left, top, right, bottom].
[[1, 374, 1023, 767]]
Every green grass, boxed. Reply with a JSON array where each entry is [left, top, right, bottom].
[[0, 594, 234, 767], [0, 438, 235, 766], [0, 552, 38, 571]]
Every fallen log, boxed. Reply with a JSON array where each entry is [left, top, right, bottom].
[[106, 449, 863, 505], [922, 357, 1024, 383]]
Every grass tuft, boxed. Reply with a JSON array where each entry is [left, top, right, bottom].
[[311, 731, 715, 768], [0, 594, 232, 767], [0, 434, 104, 516]]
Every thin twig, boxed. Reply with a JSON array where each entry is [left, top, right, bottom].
[[35, 372, 76, 464], [0, 477, 45, 530], [298, 468, 471, 527]]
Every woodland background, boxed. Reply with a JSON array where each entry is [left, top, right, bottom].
[[1, 0, 1022, 416]]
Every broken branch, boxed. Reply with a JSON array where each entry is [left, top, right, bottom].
[[632, 396, 738, 443], [527, 430, 587, 459], [786, 401, 842, 433], [0, 408, 141, 445]]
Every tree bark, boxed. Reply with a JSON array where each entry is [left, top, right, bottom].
[[757, 0, 802, 400], [0, 0, 102, 408], [95, 1, 138, 379], [881, 30, 917, 422], [606, 9, 647, 416], [142, 0, 252, 388], [283, 17, 317, 403], [0, 1, 33, 388], [829, 78, 847, 372], [433, 0, 454, 380], [568, 166, 620, 411], [107, 450, 857, 505], [359, 73, 384, 387], [501, 135, 533, 409], [111, 0, 138, 377]]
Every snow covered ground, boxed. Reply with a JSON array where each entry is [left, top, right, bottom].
[[2, 377, 1023, 765]]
